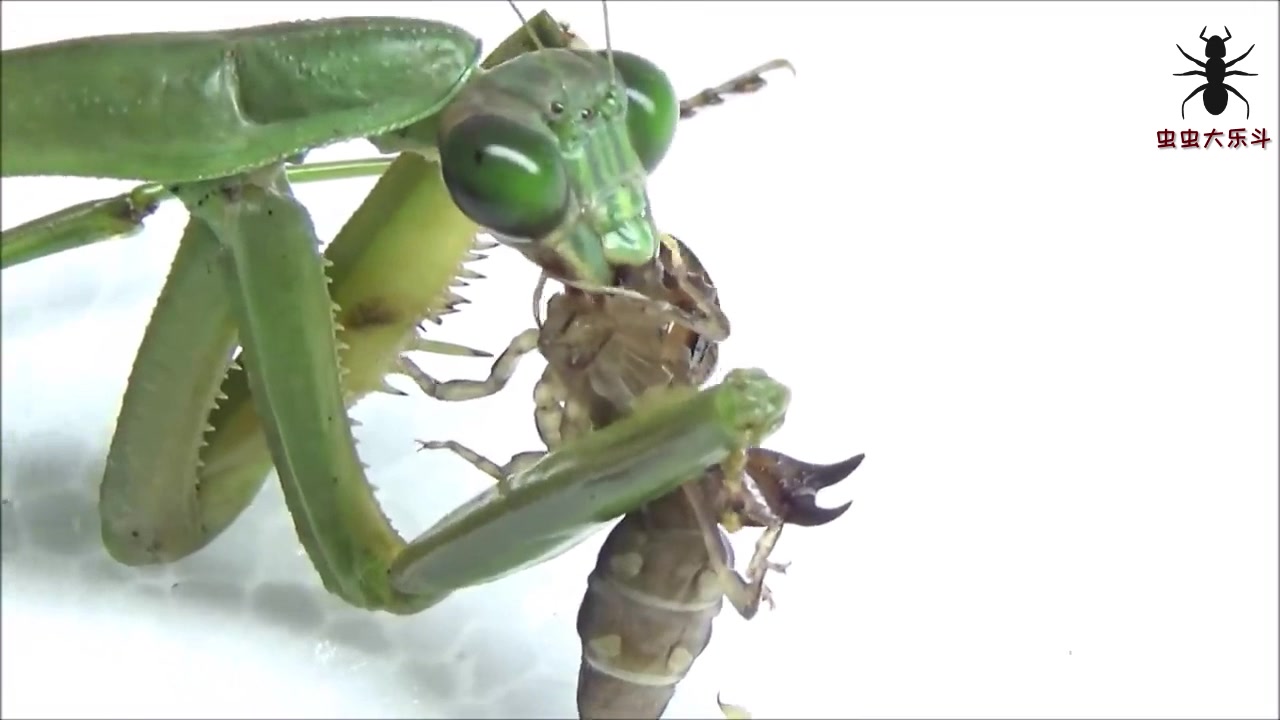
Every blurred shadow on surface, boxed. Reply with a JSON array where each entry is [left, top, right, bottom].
[[1, 427, 590, 717]]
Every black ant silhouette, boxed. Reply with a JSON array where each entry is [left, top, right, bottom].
[[1173, 26, 1257, 119]]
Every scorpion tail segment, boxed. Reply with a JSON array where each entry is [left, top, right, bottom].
[[745, 449, 865, 527], [186, 165, 422, 612]]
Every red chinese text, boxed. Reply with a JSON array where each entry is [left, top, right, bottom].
[[1157, 128, 1271, 149]]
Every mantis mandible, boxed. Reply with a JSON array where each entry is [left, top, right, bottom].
[[0, 7, 795, 614]]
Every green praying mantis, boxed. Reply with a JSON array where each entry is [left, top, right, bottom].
[[1, 6, 808, 621]]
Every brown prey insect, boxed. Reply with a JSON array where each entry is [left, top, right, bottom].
[[403, 235, 863, 719]]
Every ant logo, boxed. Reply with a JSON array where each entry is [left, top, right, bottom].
[[1173, 26, 1257, 119]]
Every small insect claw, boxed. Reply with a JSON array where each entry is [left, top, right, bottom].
[[760, 583, 777, 611], [378, 380, 408, 396]]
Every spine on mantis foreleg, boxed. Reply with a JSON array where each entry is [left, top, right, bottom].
[[98, 214, 239, 562], [1, 18, 481, 181], [187, 165, 427, 610], [96, 15, 570, 609], [186, 17, 572, 594], [95, 154, 484, 579]]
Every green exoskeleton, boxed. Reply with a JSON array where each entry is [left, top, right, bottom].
[[411, 234, 865, 719], [1, 9, 792, 613]]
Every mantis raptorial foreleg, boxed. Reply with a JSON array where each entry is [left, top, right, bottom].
[[386, 368, 795, 598], [159, 163, 432, 611], [3, 9, 815, 653], [75, 13, 570, 603], [97, 151, 485, 612]]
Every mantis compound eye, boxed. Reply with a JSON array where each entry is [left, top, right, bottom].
[[603, 50, 679, 172], [440, 114, 569, 240]]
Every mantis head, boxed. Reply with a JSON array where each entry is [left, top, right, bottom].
[[438, 47, 679, 286]]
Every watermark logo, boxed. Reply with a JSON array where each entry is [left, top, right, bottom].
[[1173, 26, 1257, 119], [1158, 26, 1267, 149]]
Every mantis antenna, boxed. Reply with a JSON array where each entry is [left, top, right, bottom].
[[601, 0, 616, 85]]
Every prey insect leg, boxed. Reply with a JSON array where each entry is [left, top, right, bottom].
[[531, 366, 570, 449], [679, 474, 785, 620], [414, 440, 545, 495], [416, 365, 572, 494], [399, 328, 540, 401]]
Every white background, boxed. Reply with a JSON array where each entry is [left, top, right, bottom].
[[2, 2, 1277, 718]]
